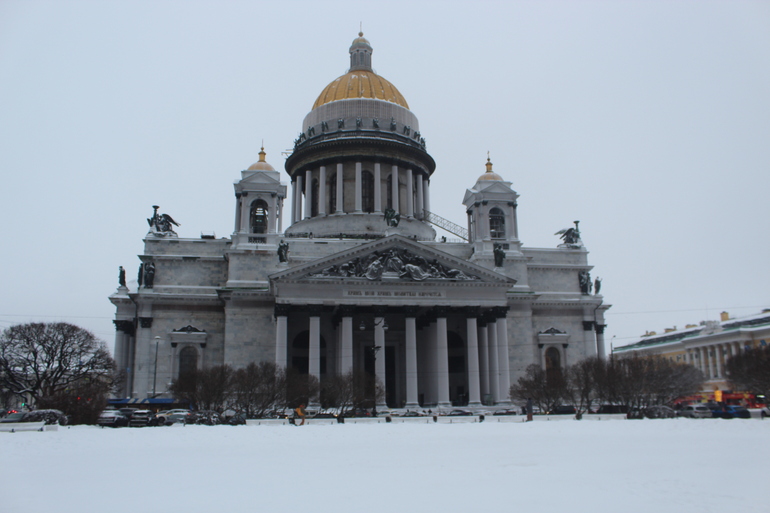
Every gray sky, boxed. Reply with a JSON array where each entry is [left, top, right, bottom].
[[1, 0, 768, 353]]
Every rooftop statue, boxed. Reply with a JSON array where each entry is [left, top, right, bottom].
[[147, 205, 180, 236], [384, 208, 401, 227], [555, 220, 582, 248], [493, 243, 506, 268], [277, 240, 289, 263], [579, 270, 592, 295]]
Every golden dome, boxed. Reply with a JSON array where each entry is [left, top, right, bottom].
[[247, 147, 275, 172], [477, 155, 503, 181], [312, 70, 409, 110]]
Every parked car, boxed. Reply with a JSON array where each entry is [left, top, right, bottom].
[[98, 410, 129, 427], [643, 405, 677, 419], [446, 409, 474, 416], [678, 404, 712, 419], [155, 409, 190, 426], [711, 405, 751, 419], [339, 407, 370, 418], [402, 410, 429, 417], [761, 406, 770, 419], [550, 405, 576, 415], [597, 404, 628, 414], [492, 409, 518, 416], [226, 412, 247, 425], [185, 410, 221, 425], [0, 412, 27, 423], [128, 410, 156, 427], [118, 408, 138, 420]]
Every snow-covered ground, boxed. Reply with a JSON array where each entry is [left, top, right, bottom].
[[3, 418, 767, 513]]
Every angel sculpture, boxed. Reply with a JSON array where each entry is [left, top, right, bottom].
[[555, 220, 582, 248], [384, 208, 400, 227], [147, 205, 181, 235]]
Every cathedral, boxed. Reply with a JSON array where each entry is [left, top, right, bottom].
[[110, 33, 609, 409]]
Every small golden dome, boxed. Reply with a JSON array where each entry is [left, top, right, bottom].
[[247, 147, 275, 172], [352, 31, 370, 46], [477, 155, 503, 181], [312, 70, 409, 110]]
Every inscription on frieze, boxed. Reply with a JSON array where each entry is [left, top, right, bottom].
[[343, 290, 445, 298]]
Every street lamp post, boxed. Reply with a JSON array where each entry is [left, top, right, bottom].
[[152, 336, 160, 397], [368, 344, 382, 416], [360, 317, 387, 414]]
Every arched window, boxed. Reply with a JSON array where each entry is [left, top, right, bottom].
[[179, 346, 198, 377], [250, 200, 268, 234], [545, 347, 561, 371], [362, 170, 374, 213], [489, 207, 505, 239], [328, 171, 337, 213], [311, 179, 319, 217]]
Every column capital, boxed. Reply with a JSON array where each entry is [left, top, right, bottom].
[[583, 320, 595, 331], [114, 320, 135, 335], [481, 310, 496, 325], [404, 305, 421, 318], [338, 305, 356, 317], [139, 317, 153, 328], [372, 305, 388, 317], [595, 324, 606, 335], [274, 304, 292, 318], [432, 306, 450, 318], [463, 306, 481, 318], [307, 305, 325, 316], [491, 306, 509, 318]]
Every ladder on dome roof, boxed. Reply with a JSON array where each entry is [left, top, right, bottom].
[[423, 210, 468, 241]]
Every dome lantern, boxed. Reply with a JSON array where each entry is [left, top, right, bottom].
[[247, 146, 275, 172], [478, 154, 503, 181], [349, 31, 373, 72]]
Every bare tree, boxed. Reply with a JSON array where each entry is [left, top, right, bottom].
[[37, 378, 112, 424], [0, 323, 116, 405], [230, 362, 286, 418], [597, 355, 704, 411], [510, 364, 567, 413], [564, 357, 600, 416], [169, 364, 234, 412], [284, 368, 320, 409], [726, 345, 770, 397], [320, 370, 383, 415]]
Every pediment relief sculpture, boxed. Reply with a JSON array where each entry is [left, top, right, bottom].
[[308, 246, 479, 282]]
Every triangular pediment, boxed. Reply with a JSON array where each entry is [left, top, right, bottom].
[[270, 234, 514, 285], [477, 181, 514, 193], [238, 170, 282, 185], [465, 181, 515, 197]]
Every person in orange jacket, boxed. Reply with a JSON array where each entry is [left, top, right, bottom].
[[294, 404, 307, 426]]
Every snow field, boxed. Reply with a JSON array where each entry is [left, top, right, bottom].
[[2, 419, 766, 513]]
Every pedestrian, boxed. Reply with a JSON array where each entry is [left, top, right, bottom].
[[294, 404, 306, 426], [526, 398, 534, 422]]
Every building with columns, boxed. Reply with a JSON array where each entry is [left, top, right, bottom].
[[110, 33, 609, 408], [613, 310, 770, 393]]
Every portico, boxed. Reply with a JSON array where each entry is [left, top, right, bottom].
[[270, 235, 513, 408]]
